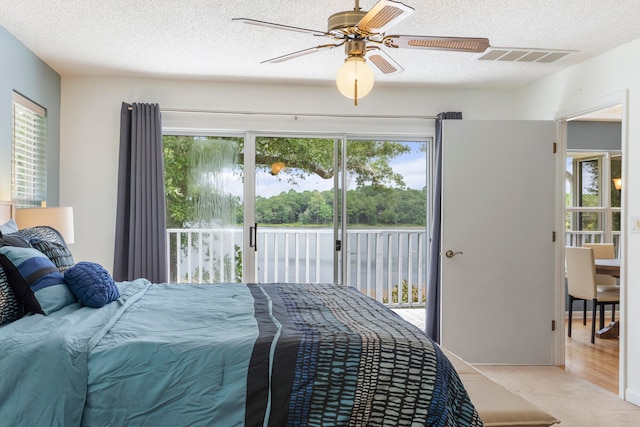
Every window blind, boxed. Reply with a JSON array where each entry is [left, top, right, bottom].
[[12, 92, 47, 207]]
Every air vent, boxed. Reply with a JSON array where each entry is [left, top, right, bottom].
[[477, 47, 575, 63]]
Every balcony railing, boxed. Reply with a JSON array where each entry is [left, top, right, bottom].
[[166, 227, 427, 308]]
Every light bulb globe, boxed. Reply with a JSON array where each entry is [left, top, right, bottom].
[[336, 57, 374, 100]]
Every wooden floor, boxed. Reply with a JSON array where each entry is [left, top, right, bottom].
[[394, 309, 620, 394], [564, 318, 619, 394]]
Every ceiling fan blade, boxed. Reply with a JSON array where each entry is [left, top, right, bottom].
[[366, 48, 404, 75], [262, 43, 343, 63], [384, 35, 490, 53], [232, 18, 328, 37], [356, 0, 414, 34]]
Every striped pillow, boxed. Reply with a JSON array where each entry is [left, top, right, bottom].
[[0, 246, 75, 315]]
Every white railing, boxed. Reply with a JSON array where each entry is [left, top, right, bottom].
[[345, 229, 426, 308], [166, 227, 427, 308], [565, 230, 621, 255]]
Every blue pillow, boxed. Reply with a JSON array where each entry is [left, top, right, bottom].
[[64, 262, 120, 308], [0, 246, 76, 315], [0, 218, 18, 234]]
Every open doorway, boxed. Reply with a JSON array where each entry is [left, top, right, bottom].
[[563, 104, 623, 394]]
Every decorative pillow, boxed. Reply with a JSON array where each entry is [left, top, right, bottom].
[[64, 262, 120, 308], [0, 218, 18, 234], [0, 246, 76, 315], [12, 226, 67, 247], [30, 239, 75, 273], [0, 265, 24, 325], [0, 231, 30, 248]]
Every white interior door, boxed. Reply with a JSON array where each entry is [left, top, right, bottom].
[[439, 120, 556, 364]]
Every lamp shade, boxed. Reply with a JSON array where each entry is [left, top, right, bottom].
[[336, 57, 374, 102], [15, 206, 75, 244]]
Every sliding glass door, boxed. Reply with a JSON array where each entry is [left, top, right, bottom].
[[253, 136, 342, 284], [163, 132, 430, 300], [344, 139, 429, 306]]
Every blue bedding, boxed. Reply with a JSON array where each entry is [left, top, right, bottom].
[[0, 280, 482, 426]]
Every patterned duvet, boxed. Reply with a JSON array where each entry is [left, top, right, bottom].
[[0, 280, 482, 426]]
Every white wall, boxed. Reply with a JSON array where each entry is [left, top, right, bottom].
[[60, 77, 514, 269], [513, 37, 640, 405]]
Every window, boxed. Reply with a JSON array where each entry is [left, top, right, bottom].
[[12, 92, 47, 207], [566, 151, 621, 251]]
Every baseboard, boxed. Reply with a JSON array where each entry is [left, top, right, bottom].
[[626, 388, 640, 407], [564, 310, 620, 320]]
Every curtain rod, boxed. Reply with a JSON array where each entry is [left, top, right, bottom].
[[127, 105, 436, 120]]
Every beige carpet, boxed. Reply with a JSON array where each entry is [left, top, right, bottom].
[[474, 365, 640, 426]]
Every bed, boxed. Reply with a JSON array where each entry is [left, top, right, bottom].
[[0, 201, 559, 426]]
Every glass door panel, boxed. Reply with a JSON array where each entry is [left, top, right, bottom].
[[163, 135, 244, 283], [254, 136, 338, 283], [344, 139, 428, 307]]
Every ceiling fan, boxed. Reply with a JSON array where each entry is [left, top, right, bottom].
[[233, 0, 490, 105]]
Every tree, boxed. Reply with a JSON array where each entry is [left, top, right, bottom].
[[164, 135, 415, 228]]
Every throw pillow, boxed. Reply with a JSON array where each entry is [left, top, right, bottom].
[[0, 246, 76, 315], [64, 262, 120, 308], [12, 226, 67, 247], [30, 238, 75, 273], [0, 231, 30, 248], [0, 218, 18, 234], [0, 265, 24, 325]]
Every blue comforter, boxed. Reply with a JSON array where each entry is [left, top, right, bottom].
[[0, 280, 482, 426]]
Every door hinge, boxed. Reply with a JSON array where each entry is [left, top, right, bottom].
[[335, 240, 342, 251], [552, 320, 556, 331], [553, 142, 557, 153], [552, 231, 556, 242]]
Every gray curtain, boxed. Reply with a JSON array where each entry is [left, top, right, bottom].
[[113, 103, 167, 283], [425, 112, 462, 343]]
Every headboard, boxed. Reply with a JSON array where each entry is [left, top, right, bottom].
[[0, 200, 15, 224]]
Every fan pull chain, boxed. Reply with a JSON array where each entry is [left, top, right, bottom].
[[354, 78, 358, 106]]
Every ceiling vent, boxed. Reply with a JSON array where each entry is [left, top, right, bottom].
[[476, 47, 576, 63]]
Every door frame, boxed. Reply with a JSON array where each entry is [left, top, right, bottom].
[[554, 89, 629, 398]]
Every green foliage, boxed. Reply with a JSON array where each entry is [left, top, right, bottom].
[[164, 135, 243, 229], [255, 137, 412, 188], [254, 186, 426, 226], [164, 135, 420, 229], [163, 135, 193, 228], [384, 280, 425, 304]]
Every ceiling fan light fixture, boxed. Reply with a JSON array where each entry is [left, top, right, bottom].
[[336, 56, 374, 105]]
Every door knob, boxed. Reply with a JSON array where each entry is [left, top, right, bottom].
[[445, 250, 463, 258]]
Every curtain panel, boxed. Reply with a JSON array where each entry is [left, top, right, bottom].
[[425, 111, 462, 343], [113, 103, 167, 283]]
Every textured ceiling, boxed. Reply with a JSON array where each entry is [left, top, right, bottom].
[[1, 0, 640, 91]]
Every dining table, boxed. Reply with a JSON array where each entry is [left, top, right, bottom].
[[595, 258, 621, 278]]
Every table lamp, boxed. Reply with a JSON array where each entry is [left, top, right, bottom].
[[15, 206, 75, 244]]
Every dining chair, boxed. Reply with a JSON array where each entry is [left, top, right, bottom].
[[583, 243, 617, 287], [565, 246, 620, 343]]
